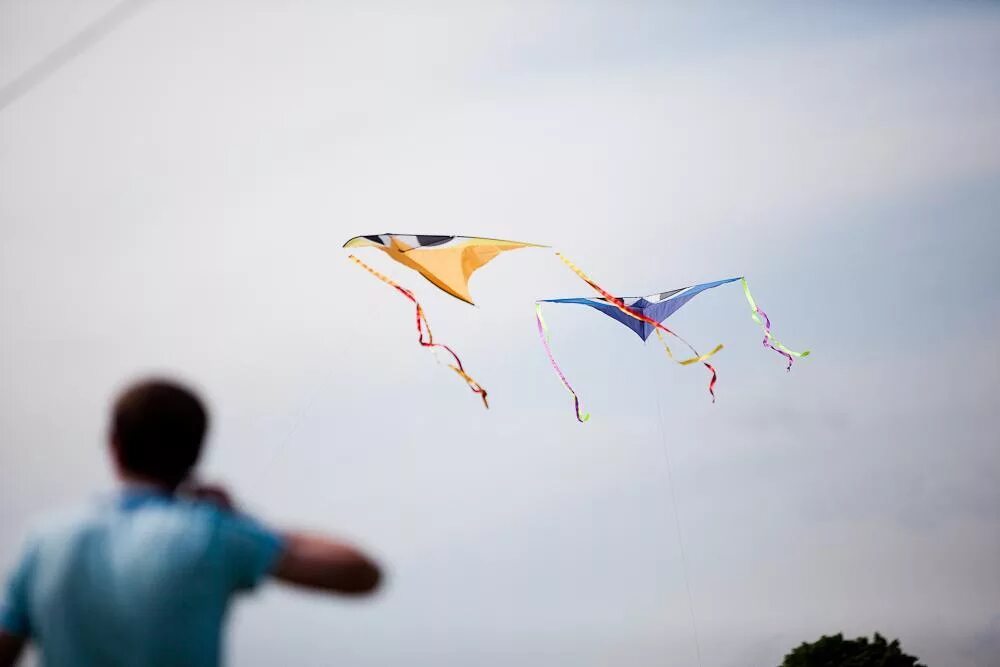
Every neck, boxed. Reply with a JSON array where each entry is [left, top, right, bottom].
[[119, 475, 176, 495]]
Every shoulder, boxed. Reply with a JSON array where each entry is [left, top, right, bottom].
[[203, 505, 285, 590], [24, 498, 224, 553], [1, 504, 103, 598], [169, 498, 258, 533], [161, 500, 283, 555], [26, 503, 106, 549]]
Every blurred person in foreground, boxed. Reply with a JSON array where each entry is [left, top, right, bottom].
[[0, 378, 381, 667]]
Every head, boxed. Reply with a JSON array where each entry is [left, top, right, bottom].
[[110, 378, 209, 489]]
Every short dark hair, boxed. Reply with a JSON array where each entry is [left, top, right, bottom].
[[111, 379, 208, 487]]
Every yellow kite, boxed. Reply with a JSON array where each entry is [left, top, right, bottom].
[[343, 234, 544, 409], [343, 234, 544, 305]]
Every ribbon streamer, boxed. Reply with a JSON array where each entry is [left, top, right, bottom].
[[555, 252, 723, 402], [348, 255, 489, 408], [535, 302, 590, 422], [740, 278, 810, 371], [653, 329, 724, 399]]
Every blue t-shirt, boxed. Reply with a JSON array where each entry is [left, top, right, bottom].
[[0, 489, 285, 667]]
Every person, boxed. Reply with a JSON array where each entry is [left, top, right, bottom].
[[0, 378, 381, 667]]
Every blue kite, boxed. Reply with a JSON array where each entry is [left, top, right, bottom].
[[535, 254, 809, 421]]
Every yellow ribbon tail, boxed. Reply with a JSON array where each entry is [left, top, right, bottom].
[[654, 329, 724, 366]]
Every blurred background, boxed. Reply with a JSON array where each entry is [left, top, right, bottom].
[[2, 2, 999, 665]]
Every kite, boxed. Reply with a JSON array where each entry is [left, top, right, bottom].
[[344, 234, 543, 409], [536, 253, 810, 421], [343, 234, 544, 305]]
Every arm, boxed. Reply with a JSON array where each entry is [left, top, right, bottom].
[[271, 532, 381, 595], [190, 482, 383, 596], [0, 632, 25, 667], [0, 538, 35, 667]]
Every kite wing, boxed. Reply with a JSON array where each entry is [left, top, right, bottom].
[[344, 234, 544, 304], [540, 277, 742, 341]]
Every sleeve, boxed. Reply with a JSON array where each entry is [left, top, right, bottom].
[[0, 541, 37, 637], [216, 511, 286, 592]]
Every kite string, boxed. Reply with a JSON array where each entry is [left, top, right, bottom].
[[0, 0, 155, 111], [653, 380, 704, 667], [534, 302, 590, 423], [348, 255, 489, 409], [740, 278, 811, 371], [555, 251, 723, 402]]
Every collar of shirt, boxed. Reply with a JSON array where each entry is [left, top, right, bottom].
[[119, 483, 176, 510]]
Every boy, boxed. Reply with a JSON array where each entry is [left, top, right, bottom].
[[0, 378, 381, 666]]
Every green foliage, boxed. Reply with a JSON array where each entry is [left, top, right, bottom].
[[780, 632, 926, 667]]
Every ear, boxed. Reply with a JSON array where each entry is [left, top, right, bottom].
[[109, 433, 125, 470]]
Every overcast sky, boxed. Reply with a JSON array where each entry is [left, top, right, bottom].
[[2, 2, 999, 666]]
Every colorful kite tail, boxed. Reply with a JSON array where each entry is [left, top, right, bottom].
[[348, 255, 489, 408], [652, 329, 723, 402], [555, 252, 724, 402], [740, 278, 810, 371], [535, 302, 590, 422]]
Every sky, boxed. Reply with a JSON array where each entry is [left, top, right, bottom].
[[2, 1, 999, 665]]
